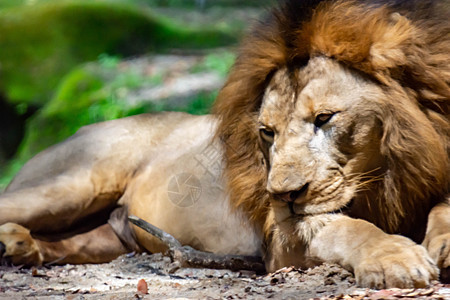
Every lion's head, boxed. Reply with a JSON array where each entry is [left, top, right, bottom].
[[259, 58, 386, 218], [214, 0, 449, 242]]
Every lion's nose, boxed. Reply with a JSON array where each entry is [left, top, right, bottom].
[[273, 183, 309, 203]]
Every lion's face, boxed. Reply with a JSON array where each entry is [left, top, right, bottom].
[[259, 57, 386, 221]]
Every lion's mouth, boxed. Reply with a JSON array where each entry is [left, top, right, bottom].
[[288, 198, 355, 216]]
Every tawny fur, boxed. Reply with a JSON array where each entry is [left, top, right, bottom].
[[214, 0, 449, 241]]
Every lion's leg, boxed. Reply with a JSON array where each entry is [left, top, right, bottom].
[[0, 222, 128, 266], [300, 215, 438, 289], [0, 121, 137, 265], [0, 163, 126, 265], [0, 180, 118, 233], [0, 117, 151, 232], [0, 165, 125, 233], [422, 198, 450, 283], [37, 223, 129, 264]]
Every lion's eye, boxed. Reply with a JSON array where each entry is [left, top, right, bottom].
[[314, 113, 334, 128], [260, 127, 275, 143]]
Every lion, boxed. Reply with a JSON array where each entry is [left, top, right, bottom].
[[0, 0, 449, 289]]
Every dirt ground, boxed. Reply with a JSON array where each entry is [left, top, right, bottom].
[[1, 252, 449, 299], [1, 5, 449, 300], [2, 58, 449, 300]]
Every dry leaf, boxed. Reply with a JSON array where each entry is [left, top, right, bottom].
[[137, 279, 148, 295]]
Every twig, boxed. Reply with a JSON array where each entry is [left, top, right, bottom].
[[128, 215, 266, 274]]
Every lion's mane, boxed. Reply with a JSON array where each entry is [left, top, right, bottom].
[[213, 0, 449, 241]]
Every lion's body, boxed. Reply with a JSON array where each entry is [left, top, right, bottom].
[[0, 113, 260, 265], [1, 0, 450, 289]]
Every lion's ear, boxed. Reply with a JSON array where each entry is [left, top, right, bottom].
[[369, 13, 412, 71]]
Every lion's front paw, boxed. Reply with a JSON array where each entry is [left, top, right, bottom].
[[426, 233, 450, 283], [355, 236, 438, 289], [0, 223, 43, 266]]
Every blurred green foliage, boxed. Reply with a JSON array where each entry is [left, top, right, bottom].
[[191, 51, 236, 77], [143, 0, 274, 8], [0, 0, 274, 9], [0, 0, 260, 190], [0, 0, 236, 105]]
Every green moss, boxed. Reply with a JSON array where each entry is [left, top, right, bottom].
[[0, 1, 236, 105]]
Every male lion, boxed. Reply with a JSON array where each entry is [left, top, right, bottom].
[[0, 0, 449, 289]]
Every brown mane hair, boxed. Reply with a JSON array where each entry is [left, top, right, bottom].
[[213, 0, 449, 239]]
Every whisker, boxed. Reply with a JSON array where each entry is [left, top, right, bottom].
[[346, 168, 384, 194], [345, 167, 382, 180], [353, 177, 383, 193]]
